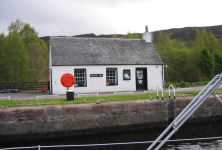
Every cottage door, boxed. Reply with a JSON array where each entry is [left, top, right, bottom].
[[136, 68, 148, 91]]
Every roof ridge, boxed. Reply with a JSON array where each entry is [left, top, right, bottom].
[[50, 36, 143, 41]]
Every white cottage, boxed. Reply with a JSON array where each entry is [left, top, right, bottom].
[[49, 28, 164, 94]]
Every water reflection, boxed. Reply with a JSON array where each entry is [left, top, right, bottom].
[[1, 119, 222, 150], [166, 140, 222, 150]]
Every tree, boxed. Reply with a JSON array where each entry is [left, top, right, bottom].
[[25, 40, 48, 81], [4, 32, 28, 82], [155, 32, 194, 82], [8, 19, 25, 33], [199, 48, 215, 78], [0, 20, 49, 83], [20, 23, 48, 81], [7, 20, 49, 82], [0, 34, 6, 82], [193, 29, 221, 78], [20, 24, 38, 43], [214, 53, 222, 74]]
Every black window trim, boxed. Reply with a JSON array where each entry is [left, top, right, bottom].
[[106, 68, 118, 86], [74, 68, 87, 87], [123, 69, 131, 80]]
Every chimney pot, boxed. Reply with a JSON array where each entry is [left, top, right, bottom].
[[145, 25, 149, 32]]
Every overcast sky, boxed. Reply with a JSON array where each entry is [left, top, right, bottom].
[[1, 0, 222, 36]]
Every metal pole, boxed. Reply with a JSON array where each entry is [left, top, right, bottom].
[[156, 87, 159, 99], [147, 73, 222, 150]]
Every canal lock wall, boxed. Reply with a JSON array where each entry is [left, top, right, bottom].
[[0, 97, 222, 143]]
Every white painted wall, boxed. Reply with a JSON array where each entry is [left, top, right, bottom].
[[148, 65, 164, 90], [51, 65, 163, 94], [143, 32, 153, 43]]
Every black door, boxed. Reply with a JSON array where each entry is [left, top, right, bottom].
[[136, 68, 148, 91]]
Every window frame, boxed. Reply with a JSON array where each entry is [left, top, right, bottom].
[[74, 68, 87, 87], [123, 69, 131, 80], [106, 68, 118, 86]]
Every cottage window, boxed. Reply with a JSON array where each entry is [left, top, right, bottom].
[[106, 68, 118, 86], [74, 69, 87, 87], [123, 69, 131, 80]]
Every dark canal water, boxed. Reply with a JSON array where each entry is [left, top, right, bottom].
[[1, 118, 222, 150], [166, 140, 222, 149]]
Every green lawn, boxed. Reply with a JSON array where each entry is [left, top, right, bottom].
[[0, 92, 198, 108], [4, 87, 222, 108], [0, 93, 156, 108]]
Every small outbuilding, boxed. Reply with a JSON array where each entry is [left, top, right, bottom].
[[49, 27, 164, 94]]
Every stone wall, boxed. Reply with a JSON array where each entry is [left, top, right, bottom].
[[0, 97, 221, 139]]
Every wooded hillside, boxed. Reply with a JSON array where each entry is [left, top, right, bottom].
[[155, 30, 222, 82]]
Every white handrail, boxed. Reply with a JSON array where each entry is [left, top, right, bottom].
[[147, 73, 222, 150], [156, 87, 164, 100], [0, 136, 222, 150], [0, 146, 38, 150], [168, 84, 176, 99]]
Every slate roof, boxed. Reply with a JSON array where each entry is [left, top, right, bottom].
[[50, 37, 163, 66]]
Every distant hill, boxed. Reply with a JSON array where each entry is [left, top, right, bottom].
[[73, 25, 222, 42], [156, 25, 222, 41]]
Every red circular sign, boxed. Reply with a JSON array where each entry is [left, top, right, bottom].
[[60, 73, 76, 88]]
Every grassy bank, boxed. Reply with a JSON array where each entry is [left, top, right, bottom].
[[165, 81, 209, 88], [0, 93, 156, 108], [0, 92, 199, 108], [2, 88, 222, 108]]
